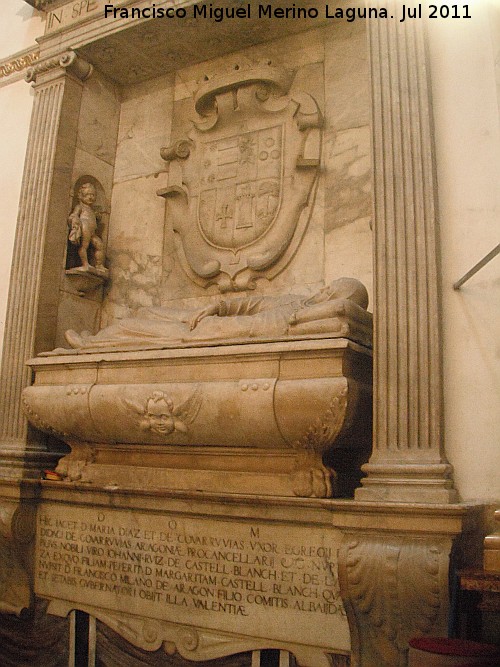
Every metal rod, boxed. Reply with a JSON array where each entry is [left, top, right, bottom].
[[69, 611, 76, 667], [88, 615, 96, 667], [453, 243, 500, 290]]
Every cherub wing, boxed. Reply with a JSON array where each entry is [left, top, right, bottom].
[[123, 397, 146, 416], [172, 386, 202, 425]]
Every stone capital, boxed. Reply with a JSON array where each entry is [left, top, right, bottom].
[[25, 50, 92, 85]]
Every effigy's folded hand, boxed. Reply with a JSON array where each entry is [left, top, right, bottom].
[[188, 303, 219, 330]]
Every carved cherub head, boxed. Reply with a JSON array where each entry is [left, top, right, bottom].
[[125, 388, 202, 438], [142, 391, 176, 435], [78, 182, 97, 206]]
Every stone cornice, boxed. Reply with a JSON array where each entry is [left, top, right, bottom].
[[23, 0, 59, 10], [11, 477, 477, 535]]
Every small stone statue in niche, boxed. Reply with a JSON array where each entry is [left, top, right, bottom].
[[68, 182, 107, 274]]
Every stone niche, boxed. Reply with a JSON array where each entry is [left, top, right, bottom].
[[5, 2, 473, 667]]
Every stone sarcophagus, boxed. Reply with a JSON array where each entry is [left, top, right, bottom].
[[23, 335, 372, 498]]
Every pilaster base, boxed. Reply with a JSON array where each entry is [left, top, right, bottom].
[[0, 441, 65, 481], [355, 463, 458, 503]]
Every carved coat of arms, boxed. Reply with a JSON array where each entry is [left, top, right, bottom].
[[159, 65, 322, 292]]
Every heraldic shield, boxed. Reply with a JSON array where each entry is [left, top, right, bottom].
[[158, 64, 322, 293]]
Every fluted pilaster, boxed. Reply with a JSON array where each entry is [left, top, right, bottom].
[[0, 52, 91, 479], [356, 4, 457, 502]]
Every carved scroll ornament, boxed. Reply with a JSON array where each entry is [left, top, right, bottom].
[[0, 501, 33, 615], [46, 601, 337, 667], [339, 535, 451, 667], [159, 64, 322, 293], [25, 51, 92, 84]]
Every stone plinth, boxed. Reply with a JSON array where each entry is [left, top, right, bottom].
[[484, 509, 500, 572], [30, 482, 472, 667]]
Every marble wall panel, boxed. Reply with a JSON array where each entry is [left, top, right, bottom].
[[323, 126, 372, 304], [49, 68, 120, 350], [254, 179, 325, 298], [324, 21, 370, 132], [55, 291, 101, 349], [71, 147, 115, 197], [107, 173, 169, 254], [54, 69, 121, 345], [102, 174, 168, 325], [76, 68, 120, 166], [325, 217, 373, 307], [292, 60, 325, 116], [114, 74, 175, 183], [100, 249, 162, 327], [324, 126, 372, 233]]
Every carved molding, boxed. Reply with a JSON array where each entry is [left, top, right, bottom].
[[23, 1, 57, 10], [0, 50, 39, 81], [47, 601, 336, 666], [338, 534, 451, 667], [26, 51, 93, 84]]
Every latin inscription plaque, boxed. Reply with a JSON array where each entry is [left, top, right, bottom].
[[36, 503, 349, 650], [45, 0, 127, 34]]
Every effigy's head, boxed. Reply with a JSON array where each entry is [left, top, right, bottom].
[[305, 278, 369, 309], [78, 182, 96, 205]]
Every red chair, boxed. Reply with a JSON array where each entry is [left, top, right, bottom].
[[408, 637, 500, 666]]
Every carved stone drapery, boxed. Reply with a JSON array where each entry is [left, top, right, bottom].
[[355, 2, 457, 503], [0, 51, 92, 480]]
